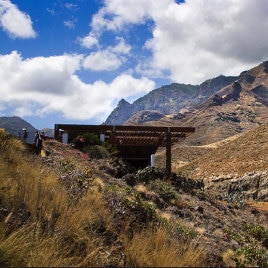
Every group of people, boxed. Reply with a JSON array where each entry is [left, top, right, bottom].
[[20, 128, 46, 155]]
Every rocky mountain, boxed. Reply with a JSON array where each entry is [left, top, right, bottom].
[[105, 76, 237, 125], [123, 61, 268, 145], [105, 83, 198, 125], [184, 74, 239, 107], [105, 98, 133, 125], [174, 61, 268, 145], [124, 110, 165, 125]]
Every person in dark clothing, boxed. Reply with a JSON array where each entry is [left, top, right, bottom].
[[34, 130, 42, 155], [22, 128, 28, 142]]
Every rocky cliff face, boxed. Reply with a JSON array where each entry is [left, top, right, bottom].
[[207, 170, 268, 201], [105, 76, 238, 126], [105, 83, 198, 125], [185, 75, 238, 107], [124, 110, 165, 125], [105, 99, 132, 125]]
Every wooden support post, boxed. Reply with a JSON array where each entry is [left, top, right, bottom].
[[166, 127, 171, 175], [110, 125, 116, 145], [54, 124, 60, 141]]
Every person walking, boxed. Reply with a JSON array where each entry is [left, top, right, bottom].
[[34, 130, 42, 155]]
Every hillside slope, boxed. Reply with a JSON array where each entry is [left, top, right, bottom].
[[178, 123, 268, 179], [155, 123, 268, 203], [1, 129, 268, 266]]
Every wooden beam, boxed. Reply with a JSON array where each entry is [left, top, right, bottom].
[[54, 124, 195, 134], [166, 128, 172, 175]]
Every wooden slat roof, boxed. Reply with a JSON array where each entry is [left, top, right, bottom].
[[55, 124, 195, 147]]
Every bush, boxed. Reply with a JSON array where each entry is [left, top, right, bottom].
[[135, 166, 167, 183], [148, 179, 179, 203], [82, 132, 101, 145], [83, 145, 110, 159]]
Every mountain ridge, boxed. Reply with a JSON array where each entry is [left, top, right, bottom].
[[105, 75, 238, 125], [123, 61, 268, 145]]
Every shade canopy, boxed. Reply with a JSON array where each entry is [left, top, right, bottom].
[[54, 124, 195, 174]]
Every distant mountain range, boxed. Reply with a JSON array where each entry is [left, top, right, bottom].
[[105, 75, 238, 125], [105, 61, 268, 145]]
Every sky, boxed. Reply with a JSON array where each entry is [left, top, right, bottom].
[[1, 0, 268, 130]]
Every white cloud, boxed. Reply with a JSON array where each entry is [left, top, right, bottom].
[[56, 74, 155, 120], [90, 0, 170, 32], [79, 34, 98, 48], [111, 37, 131, 54], [83, 50, 122, 71], [0, 0, 36, 38], [82, 38, 131, 71], [142, 0, 268, 83], [1, 0, 268, 127], [87, 0, 268, 84], [0, 51, 155, 121]]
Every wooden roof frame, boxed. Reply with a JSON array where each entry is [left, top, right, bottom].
[[54, 124, 195, 174]]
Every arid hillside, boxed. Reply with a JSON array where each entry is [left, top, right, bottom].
[[184, 124, 267, 177], [155, 123, 268, 205], [155, 123, 268, 178], [1, 128, 268, 267]]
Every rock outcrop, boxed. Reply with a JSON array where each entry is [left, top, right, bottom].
[[206, 170, 268, 201]]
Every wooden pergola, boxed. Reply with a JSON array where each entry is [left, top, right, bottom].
[[54, 124, 195, 174]]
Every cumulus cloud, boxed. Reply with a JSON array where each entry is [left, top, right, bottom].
[[143, 0, 268, 83], [82, 38, 131, 71], [79, 34, 99, 48], [0, 51, 155, 120], [83, 50, 122, 71], [57, 74, 155, 120], [0, 0, 36, 38], [111, 37, 131, 54], [86, 0, 268, 84]]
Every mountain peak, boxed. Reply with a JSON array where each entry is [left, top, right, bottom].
[[118, 98, 130, 106]]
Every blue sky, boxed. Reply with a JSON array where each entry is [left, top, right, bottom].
[[1, 0, 268, 130]]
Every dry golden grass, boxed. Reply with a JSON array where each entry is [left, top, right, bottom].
[[0, 131, 209, 267], [125, 227, 206, 267], [246, 201, 268, 212]]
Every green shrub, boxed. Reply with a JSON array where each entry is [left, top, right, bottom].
[[243, 223, 268, 242], [135, 167, 167, 183], [148, 179, 178, 203], [82, 132, 101, 145], [83, 145, 110, 159]]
